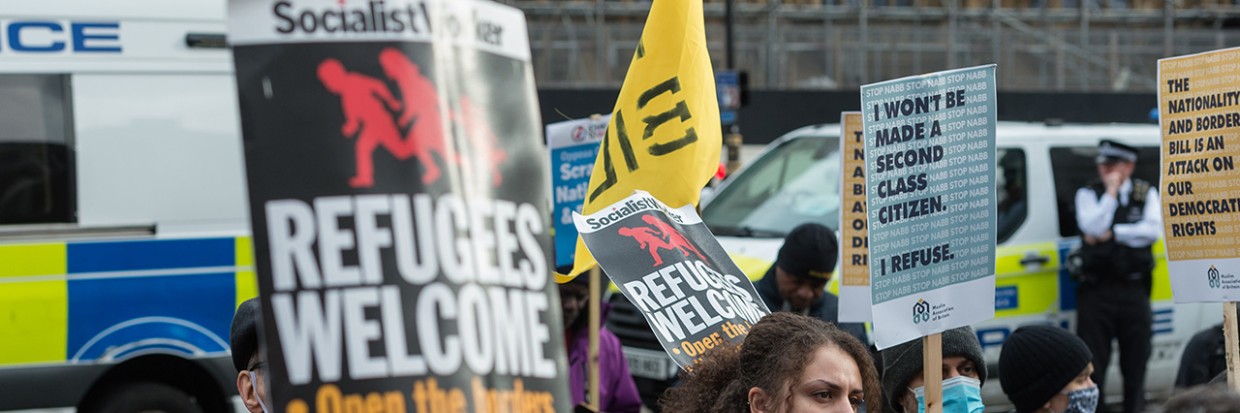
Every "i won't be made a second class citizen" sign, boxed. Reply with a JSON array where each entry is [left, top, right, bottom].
[[861, 65, 998, 349]]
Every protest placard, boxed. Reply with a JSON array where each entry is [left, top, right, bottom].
[[574, 191, 769, 368], [547, 116, 610, 269], [1158, 47, 1240, 302], [839, 112, 873, 323], [229, 0, 569, 411], [861, 65, 997, 350]]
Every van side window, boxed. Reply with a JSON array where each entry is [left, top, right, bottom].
[[1050, 145, 1160, 237], [996, 148, 1026, 243], [0, 75, 74, 225], [702, 136, 841, 235]]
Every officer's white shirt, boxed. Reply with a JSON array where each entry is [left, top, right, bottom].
[[1075, 178, 1162, 248]]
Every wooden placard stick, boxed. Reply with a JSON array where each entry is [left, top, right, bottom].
[[1225, 302, 1239, 391], [588, 266, 602, 409], [923, 333, 943, 413]]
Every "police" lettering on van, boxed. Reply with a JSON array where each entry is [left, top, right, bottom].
[[0, 21, 120, 53]]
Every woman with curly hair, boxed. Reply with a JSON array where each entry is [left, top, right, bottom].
[[660, 312, 881, 413]]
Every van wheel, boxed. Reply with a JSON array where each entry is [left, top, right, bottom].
[[91, 381, 205, 413]]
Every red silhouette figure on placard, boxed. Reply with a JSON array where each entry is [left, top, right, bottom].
[[643, 215, 707, 262], [454, 96, 508, 186], [320, 48, 508, 188], [618, 226, 676, 266], [318, 58, 404, 188], [379, 48, 457, 185], [618, 214, 708, 267]]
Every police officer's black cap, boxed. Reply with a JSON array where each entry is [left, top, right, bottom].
[[230, 297, 262, 372], [1096, 139, 1138, 164], [776, 223, 839, 281]]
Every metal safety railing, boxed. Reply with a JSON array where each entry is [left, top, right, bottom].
[[505, 0, 1240, 92]]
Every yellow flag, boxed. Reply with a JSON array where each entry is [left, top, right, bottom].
[[559, 0, 721, 283]]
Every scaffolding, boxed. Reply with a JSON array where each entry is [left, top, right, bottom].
[[508, 0, 1240, 92]]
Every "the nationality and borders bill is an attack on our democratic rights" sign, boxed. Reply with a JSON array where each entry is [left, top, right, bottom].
[[229, 0, 570, 411], [574, 191, 769, 369], [1158, 47, 1240, 302], [839, 112, 873, 323], [861, 65, 998, 349]]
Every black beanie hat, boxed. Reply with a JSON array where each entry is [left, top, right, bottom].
[[881, 326, 987, 410], [776, 223, 839, 281], [230, 298, 262, 372], [999, 325, 1093, 413]]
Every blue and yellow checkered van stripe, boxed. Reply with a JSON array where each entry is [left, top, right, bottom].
[[0, 237, 257, 367], [719, 240, 1176, 336]]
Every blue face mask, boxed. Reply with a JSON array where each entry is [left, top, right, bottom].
[[911, 376, 985, 413]]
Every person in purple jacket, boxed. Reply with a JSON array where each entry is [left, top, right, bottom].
[[560, 272, 643, 413]]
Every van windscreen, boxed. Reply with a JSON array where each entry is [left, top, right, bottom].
[[703, 136, 840, 238]]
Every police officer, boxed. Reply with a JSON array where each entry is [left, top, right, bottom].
[[1073, 139, 1161, 413]]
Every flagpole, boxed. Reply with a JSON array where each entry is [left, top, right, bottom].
[[589, 266, 602, 409]]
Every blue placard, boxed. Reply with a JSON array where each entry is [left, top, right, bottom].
[[547, 115, 610, 268]]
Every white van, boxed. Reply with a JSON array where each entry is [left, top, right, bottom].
[[610, 121, 1222, 410], [0, 2, 253, 411]]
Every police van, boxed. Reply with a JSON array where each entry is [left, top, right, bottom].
[[608, 121, 1224, 410], [0, 2, 253, 411]]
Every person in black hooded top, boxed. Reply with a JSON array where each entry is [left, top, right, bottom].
[[754, 223, 867, 343]]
